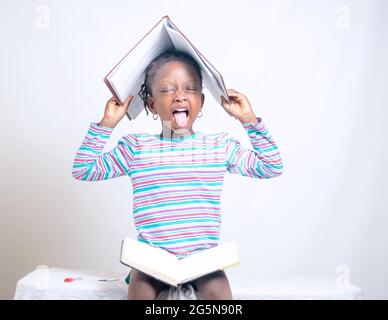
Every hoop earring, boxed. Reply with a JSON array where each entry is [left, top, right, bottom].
[[152, 113, 159, 120], [198, 110, 203, 118]]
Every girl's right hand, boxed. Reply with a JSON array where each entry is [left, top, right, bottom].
[[99, 95, 133, 128]]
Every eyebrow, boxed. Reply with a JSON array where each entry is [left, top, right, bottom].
[[159, 78, 197, 85]]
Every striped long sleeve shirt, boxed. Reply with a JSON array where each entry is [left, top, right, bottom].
[[72, 117, 283, 259]]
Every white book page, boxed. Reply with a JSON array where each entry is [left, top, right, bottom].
[[195, 49, 228, 97], [106, 21, 174, 119], [121, 238, 180, 280], [178, 242, 240, 281], [108, 22, 163, 87]]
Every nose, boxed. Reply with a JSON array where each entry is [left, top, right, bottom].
[[174, 89, 187, 102]]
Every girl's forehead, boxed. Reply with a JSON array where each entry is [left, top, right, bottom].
[[158, 76, 197, 83], [156, 61, 197, 77], [156, 71, 199, 85]]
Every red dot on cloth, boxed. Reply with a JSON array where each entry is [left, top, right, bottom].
[[64, 277, 74, 282]]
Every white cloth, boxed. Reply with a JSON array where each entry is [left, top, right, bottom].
[[14, 265, 363, 300]]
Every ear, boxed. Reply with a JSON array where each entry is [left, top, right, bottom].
[[200, 93, 205, 109], [146, 95, 155, 113]]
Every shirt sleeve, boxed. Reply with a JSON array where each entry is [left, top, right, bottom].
[[224, 117, 284, 178], [72, 122, 138, 181]]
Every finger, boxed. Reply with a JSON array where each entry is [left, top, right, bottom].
[[122, 95, 133, 107], [228, 95, 243, 103], [220, 96, 233, 114], [220, 96, 230, 108], [109, 96, 120, 105], [227, 91, 242, 97], [227, 90, 244, 98], [227, 88, 245, 96], [224, 95, 231, 105]]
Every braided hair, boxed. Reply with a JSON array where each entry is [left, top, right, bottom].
[[138, 49, 203, 116]]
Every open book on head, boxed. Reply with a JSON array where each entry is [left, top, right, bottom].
[[120, 237, 240, 287], [104, 15, 230, 121]]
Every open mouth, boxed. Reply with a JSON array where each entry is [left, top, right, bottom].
[[172, 109, 189, 127], [172, 110, 189, 117]]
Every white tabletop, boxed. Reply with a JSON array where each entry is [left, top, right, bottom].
[[14, 265, 363, 300]]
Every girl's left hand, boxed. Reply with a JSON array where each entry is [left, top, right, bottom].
[[220, 89, 258, 123]]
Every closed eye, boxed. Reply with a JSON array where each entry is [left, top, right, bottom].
[[160, 88, 197, 93]]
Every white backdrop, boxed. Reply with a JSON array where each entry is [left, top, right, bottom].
[[0, 0, 386, 299]]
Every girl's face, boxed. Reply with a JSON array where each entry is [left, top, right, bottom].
[[147, 60, 205, 135]]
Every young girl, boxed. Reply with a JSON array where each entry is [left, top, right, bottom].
[[72, 50, 283, 300]]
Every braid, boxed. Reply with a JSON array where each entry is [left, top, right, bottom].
[[138, 82, 150, 116], [138, 49, 203, 116]]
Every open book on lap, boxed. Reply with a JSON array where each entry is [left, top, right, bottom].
[[120, 237, 240, 287]]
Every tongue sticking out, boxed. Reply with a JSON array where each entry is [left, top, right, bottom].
[[173, 111, 188, 128]]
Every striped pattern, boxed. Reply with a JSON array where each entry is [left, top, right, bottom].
[[72, 117, 283, 259]]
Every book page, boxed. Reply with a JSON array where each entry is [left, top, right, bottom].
[[194, 49, 228, 99], [178, 242, 240, 282], [108, 21, 165, 87], [121, 238, 180, 284], [106, 19, 174, 119]]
